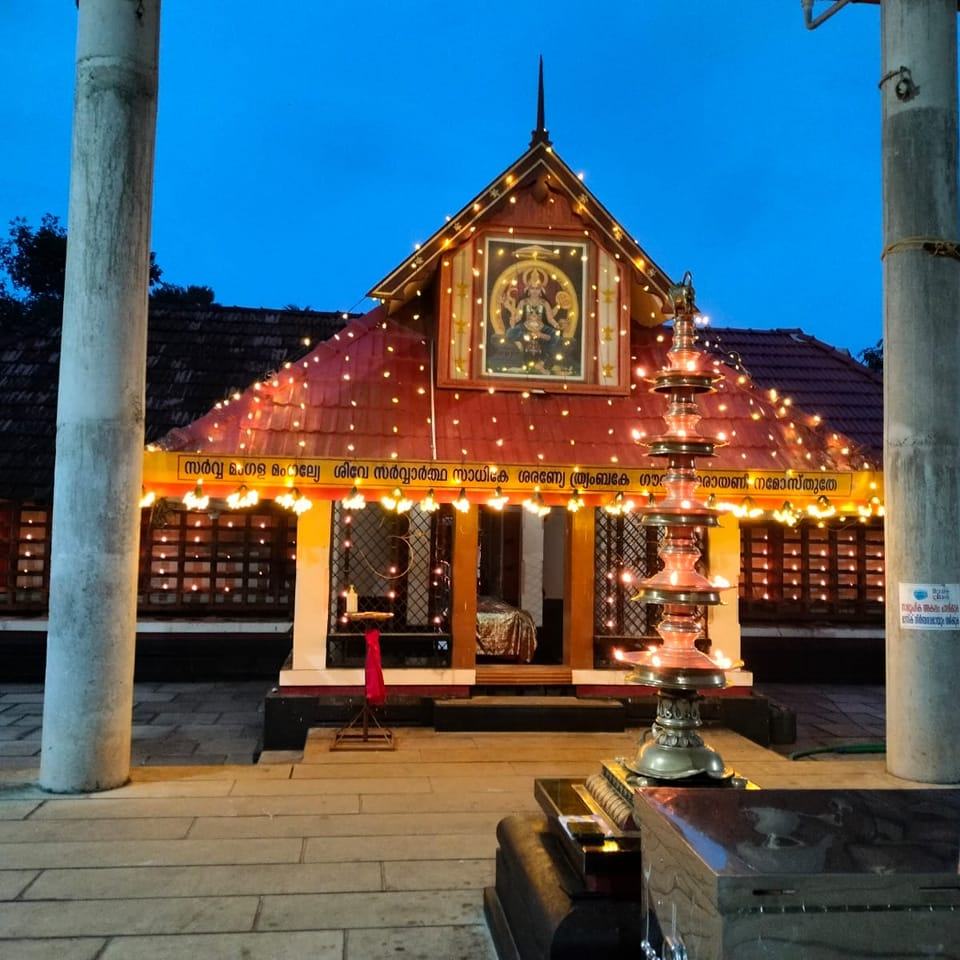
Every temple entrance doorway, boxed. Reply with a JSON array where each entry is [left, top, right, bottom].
[[476, 505, 565, 669]]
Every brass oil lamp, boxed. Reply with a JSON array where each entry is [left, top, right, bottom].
[[616, 272, 740, 782]]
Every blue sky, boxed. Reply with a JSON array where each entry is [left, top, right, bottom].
[[2, 2, 883, 352]]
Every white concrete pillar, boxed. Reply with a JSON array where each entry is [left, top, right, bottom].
[[707, 513, 750, 684], [40, 0, 160, 793], [520, 510, 544, 626], [882, 0, 960, 782], [291, 501, 332, 672]]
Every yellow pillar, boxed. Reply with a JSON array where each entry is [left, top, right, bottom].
[[291, 499, 332, 671], [451, 507, 478, 671], [564, 508, 595, 671], [707, 512, 751, 683]]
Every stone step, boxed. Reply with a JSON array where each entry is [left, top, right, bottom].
[[434, 696, 625, 733]]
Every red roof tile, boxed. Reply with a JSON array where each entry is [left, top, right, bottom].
[[161, 310, 869, 474], [703, 327, 882, 458]]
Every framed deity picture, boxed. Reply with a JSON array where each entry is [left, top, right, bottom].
[[481, 236, 588, 382]]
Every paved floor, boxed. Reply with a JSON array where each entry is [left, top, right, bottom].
[[0, 682, 268, 769], [0, 682, 904, 959], [1, 682, 888, 771], [757, 683, 886, 756]]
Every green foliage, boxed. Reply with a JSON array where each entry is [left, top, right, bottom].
[[0, 213, 67, 300], [150, 283, 216, 306], [858, 339, 883, 372], [0, 214, 213, 334]]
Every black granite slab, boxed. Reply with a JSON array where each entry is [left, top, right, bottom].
[[638, 787, 960, 910]]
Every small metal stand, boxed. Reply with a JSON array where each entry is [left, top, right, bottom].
[[331, 612, 396, 751]]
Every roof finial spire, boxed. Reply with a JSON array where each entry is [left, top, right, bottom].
[[530, 55, 551, 147]]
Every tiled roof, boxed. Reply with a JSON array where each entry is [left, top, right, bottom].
[[0, 305, 351, 501], [161, 309, 868, 475], [704, 327, 882, 458]]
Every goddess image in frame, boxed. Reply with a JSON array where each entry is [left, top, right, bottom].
[[483, 238, 587, 380]]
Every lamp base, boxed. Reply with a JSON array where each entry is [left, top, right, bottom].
[[622, 687, 734, 782]]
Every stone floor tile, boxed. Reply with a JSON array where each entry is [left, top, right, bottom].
[[195, 737, 257, 751], [360, 791, 536, 815], [0, 800, 41, 818], [0, 740, 40, 757], [192, 810, 501, 840], [293, 760, 516, 780], [134, 740, 200, 756], [506, 760, 609, 777], [98, 930, 343, 960], [0, 836, 303, 869], [0, 895, 259, 937], [0, 868, 37, 899], [96, 780, 233, 799], [0, 757, 39, 770], [228, 776, 429, 797], [0, 726, 35, 741], [258, 889, 483, 931], [175, 725, 249, 739], [383, 858, 494, 891], [346, 924, 496, 960], [129, 725, 177, 740], [0, 692, 44, 703], [142, 754, 227, 766], [131, 691, 178, 703], [218, 711, 265, 724], [255, 750, 303, 765], [27, 861, 382, 900], [0, 938, 106, 960], [0, 817, 192, 843], [299, 746, 424, 764], [304, 833, 496, 863], [130, 764, 291, 781], [424, 776, 542, 794], [34, 794, 357, 820], [150, 713, 221, 725]]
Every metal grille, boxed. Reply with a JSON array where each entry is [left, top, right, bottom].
[[138, 501, 297, 613], [593, 510, 661, 663], [328, 502, 453, 653]]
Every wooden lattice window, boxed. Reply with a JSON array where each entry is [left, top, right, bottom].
[[0, 504, 51, 610], [138, 503, 297, 614], [740, 519, 884, 621]]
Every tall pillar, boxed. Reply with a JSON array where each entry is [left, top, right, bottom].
[[564, 508, 595, 670], [707, 513, 749, 682], [450, 507, 478, 671], [519, 511, 544, 626], [40, 0, 160, 793], [291, 501, 332, 672], [882, 0, 960, 781]]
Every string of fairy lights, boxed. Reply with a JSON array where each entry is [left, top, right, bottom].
[[122, 161, 888, 615], [140, 314, 884, 529]]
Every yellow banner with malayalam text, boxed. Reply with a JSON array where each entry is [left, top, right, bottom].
[[143, 451, 882, 504]]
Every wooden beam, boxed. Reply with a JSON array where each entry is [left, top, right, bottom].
[[564, 508, 595, 670], [451, 507, 478, 670]]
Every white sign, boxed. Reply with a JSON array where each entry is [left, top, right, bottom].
[[898, 583, 960, 631]]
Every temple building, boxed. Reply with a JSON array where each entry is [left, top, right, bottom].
[[0, 101, 884, 701], [137, 110, 880, 729]]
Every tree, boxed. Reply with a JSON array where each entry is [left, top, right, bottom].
[[0, 214, 211, 332], [859, 339, 883, 372], [150, 283, 216, 306], [0, 214, 68, 300]]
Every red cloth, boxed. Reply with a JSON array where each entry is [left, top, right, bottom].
[[364, 628, 387, 707]]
